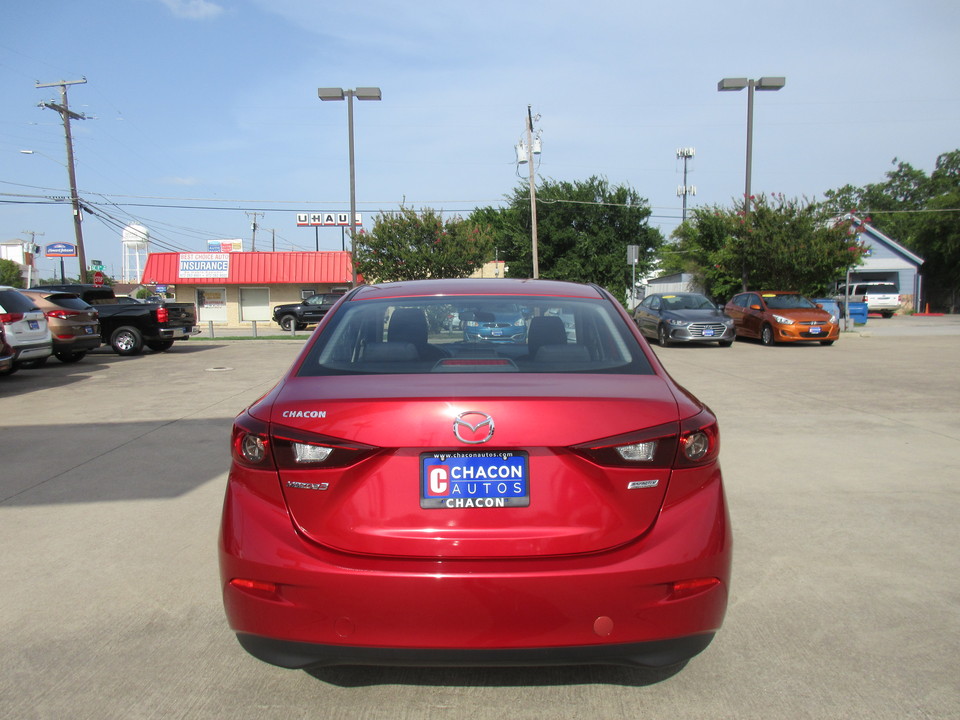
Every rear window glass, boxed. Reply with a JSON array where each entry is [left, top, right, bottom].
[[45, 294, 94, 311], [0, 289, 39, 313], [862, 284, 898, 294], [297, 295, 654, 376]]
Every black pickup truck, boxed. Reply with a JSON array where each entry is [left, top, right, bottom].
[[30, 285, 198, 355], [272, 293, 344, 331]]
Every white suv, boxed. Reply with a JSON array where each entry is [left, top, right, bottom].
[[836, 282, 901, 318], [0, 286, 53, 376]]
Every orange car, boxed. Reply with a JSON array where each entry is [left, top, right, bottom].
[[724, 291, 839, 346]]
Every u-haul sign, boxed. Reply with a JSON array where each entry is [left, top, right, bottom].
[[296, 212, 361, 227]]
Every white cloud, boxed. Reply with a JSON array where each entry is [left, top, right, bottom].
[[158, 0, 224, 20]]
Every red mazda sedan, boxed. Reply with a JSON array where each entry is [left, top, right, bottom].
[[219, 278, 732, 670]]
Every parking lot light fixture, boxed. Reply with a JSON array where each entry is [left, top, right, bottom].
[[718, 75, 785, 290], [317, 86, 382, 285]]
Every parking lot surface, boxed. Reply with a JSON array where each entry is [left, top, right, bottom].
[[1, 320, 958, 720]]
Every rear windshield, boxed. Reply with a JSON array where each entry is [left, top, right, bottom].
[[45, 294, 94, 311], [0, 289, 39, 313], [862, 284, 898, 294], [297, 294, 654, 376]]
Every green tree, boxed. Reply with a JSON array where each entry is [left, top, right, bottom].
[[663, 195, 863, 302], [354, 207, 496, 283], [823, 150, 960, 311], [0, 259, 25, 287], [481, 176, 662, 303]]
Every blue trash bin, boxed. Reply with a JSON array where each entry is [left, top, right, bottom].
[[847, 301, 868, 325], [813, 298, 841, 321]]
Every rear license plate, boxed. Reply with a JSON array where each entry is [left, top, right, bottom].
[[29, 320, 39, 330], [84, 326, 94, 334], [420, 451, 529, 509]]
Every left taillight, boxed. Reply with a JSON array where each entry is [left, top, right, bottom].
[[156, 306, 169, 323], [231, 411, 275, 469], [674, 409, 720, 468], [231, 410, 380, 471]]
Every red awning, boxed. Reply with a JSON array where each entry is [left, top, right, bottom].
[[140, 251, 354, 285]]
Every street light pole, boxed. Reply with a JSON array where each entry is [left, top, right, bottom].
[[718, 76, 785, 290], [318, 86, 381, 286]]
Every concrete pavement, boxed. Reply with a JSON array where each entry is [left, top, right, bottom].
[[1, 323, 958, 719]]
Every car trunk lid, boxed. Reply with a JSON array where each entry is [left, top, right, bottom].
[[268, 374, 681, 559]]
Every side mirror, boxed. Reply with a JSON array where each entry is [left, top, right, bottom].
[[749, 304, 762, 311]]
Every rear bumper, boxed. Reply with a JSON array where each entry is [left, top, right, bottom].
[[219, 467, 732, 668], [235, 631, 716, 669], [12, 340, 52, 362], [157, 326, 199, 340], [53, 334, 101, 352]]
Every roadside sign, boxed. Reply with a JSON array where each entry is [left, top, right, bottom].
[[45, 242, 77, 258]]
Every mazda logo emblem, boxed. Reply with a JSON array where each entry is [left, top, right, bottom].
[[453, 411, 495, 444]]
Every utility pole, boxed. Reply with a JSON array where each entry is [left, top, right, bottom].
[[515, 106, 541, 278], [246, 212, 264, 251], [21, 230, 44, 287], [676, 147, 696, 223], [36, 78, 89, 283]]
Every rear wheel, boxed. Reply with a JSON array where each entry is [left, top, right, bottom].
[[760, 324, 776, 346], [111, 326, 144, 356], [55, 351, 86, 363], [146, 340, 174, 352]]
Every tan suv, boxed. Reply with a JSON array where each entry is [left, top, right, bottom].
[[20, 289, 101, 364]]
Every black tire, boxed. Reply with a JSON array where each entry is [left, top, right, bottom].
[[279, 315, 297, 332], [0, 365, 17, 376], [881, 311, 894, 318], [657, 324, 671, 347], [760, 324, 776, 346], [146, 340, 175, 352], [55, 351, 86, 363], [111, 326, 144, 356], [819, 340, 835, 346], [18, 357, 48, 369], [718, 339, 733, 347]]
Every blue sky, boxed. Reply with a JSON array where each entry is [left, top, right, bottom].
[[2, 0, 959, 280]]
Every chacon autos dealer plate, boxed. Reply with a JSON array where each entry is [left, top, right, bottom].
[[420, 451, 529, 509]]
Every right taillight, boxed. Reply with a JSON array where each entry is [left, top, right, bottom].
[[674, 409, 720, 468], [570, 409, 720, 470]]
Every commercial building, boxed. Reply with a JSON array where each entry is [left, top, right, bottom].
[[140, 251, 352, 327]]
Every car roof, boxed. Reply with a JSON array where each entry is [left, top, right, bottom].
[[350, 278, 605, 301]]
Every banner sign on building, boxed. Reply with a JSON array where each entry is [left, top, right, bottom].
[[296, 212, 362, 227], [45, 242, 77, 258], [179, 253, 230, 279], [207, 239, 244, 253]]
